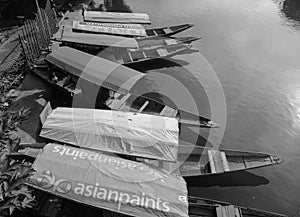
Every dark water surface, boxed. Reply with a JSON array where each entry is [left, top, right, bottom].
[[120, 0, 300, 216], [44, 0, 300, 215]]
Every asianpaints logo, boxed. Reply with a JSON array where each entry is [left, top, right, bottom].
[[51, 145, 169, 182], [36, 170, 71, 194], [33, 170, 187, 212]]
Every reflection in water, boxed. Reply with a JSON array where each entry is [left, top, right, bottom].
[[282, 0, 300, 22], [62, 0, 132, 12], [277, 0, 300, 27], [104, 0, 132, 12]]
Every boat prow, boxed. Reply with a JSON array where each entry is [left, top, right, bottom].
[[188, 196, 288, 217], [142, 144, 284, 177]]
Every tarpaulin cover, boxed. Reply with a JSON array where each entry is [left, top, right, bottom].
[[45, 47, 144, 94], [72, 21, 147, 37], [28, 143, 188, 217], [59, 31, 140, 48], [40, 107, 179, 162], [84, 11, 151, 24]]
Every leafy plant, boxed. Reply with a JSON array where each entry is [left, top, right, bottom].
[[0, 108, 35, 216]]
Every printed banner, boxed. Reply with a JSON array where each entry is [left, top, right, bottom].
[[28, 144, 188, 217], [73, 21, 147, 37]]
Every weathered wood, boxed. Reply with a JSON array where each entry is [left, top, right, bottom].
[[109, 93, 131, 110], [207, 150, 217, 174], [160, 106, 178, 117], [209, 150, 226, 173], [137, 100, 149, 112], [220, 151, 230, 172], [216, 205, 237, 217]]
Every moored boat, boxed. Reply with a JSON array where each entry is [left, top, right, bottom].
[[32, 47, 218, 128], [34, 107, 282, 177], [98, 43, 193, 66], [96, 36, 200, 66], [54, 31, 140, 49], [17, 140, 283, 178], [55, 30, 199, 64], [140, 142, 283, 177], [141, 24, 195, 40], [188, 196, 288, 217], [72, 21, 194, 39]]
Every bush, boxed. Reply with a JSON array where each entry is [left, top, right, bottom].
[[0, 108, 35, 216]]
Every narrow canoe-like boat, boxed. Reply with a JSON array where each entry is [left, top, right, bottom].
[[72, 21, 194, 39], [137, 36, 201, 48], [6, 179, 287, 217], [188, 196, 287, 217], [37, 107, 282, 177], [141, 24, 195, 39], [57, 32, 199, 65], [57, 30, 199, 56], [17, 142, 283, 178], [55, 31, 140, 48], [139, 143, 283, 177], [84, 11, 151, 24], [98, 43, 193, 66], [32, 47, 217, 128]]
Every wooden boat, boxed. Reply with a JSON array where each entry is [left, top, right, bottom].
[[55, 31, 140, 49], [57, 30, 199, 59], [98, 42, 193, 66], [17, 141, 283, 178], [8, 183, 287, 217], [141, 24, 195, 40], [137, 36, 201, 48], [32, 47, 218, 128], [188, 196, 287, 217], [72, 21, 194, 39], [138, 143, 283, 177], [84, 11, 151, 24], [57, 32, 199, 65], [36, 107, 282, 177]]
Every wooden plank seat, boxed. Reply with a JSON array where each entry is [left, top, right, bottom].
[[160, 106, 178, 117], [157, 48, 169, 56], [137, 100, 149, 112], [207, 150, 230, 174], [216, 205, 242, 217], [109, 93, 131, 110]]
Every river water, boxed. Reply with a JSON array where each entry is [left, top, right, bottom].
[[49, 0, 300, 215], [114, 0, 300, 216]]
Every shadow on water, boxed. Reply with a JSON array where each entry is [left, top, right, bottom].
[[61, 0, 132, 12], [129, 49, 198, 72], [185, 170, 270, 187], [180, 126, 213, 147], [129, 58, 190, 72], [103, 0, 132, 12], [276, 0, 300, 28]]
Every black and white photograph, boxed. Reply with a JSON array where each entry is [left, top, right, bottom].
[[0, 0, 299, 216]]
